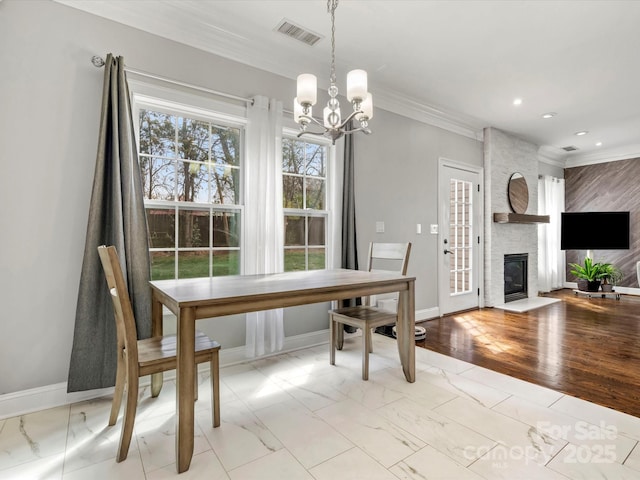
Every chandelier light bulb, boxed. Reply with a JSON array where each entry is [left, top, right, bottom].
[[296, 74, 317, 106], [356, 93, 373, 121], [347, 69, 368, 102]]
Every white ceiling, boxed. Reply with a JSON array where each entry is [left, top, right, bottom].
[[59, 0, 640, 165]]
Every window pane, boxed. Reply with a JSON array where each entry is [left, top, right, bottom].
[[177, 160, 208, 203], [284, 215, 305, 246], [282, 138, 304, 173], [305, 143, 325, 177], [308, 247, 325, 270], [213, 211, 240, 248], [305, 178, 325, 209], [212, 250, 240, 276], [211, 126, 240, 167], [211, 165, 240, 205], [150, 251, 175, 280], [178, 251, 210, 279], [284, 248, 306, 272], [308, 217, 325, 245], [147, 208, 175, 248], [178, 209, 209, 248], [141, 157, 175, 200], [139, 110, 175, 157], [178, 117, 210, 162], [283, 175, 303, 209]]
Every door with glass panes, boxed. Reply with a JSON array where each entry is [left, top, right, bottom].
[[438, 161, 481, 315]]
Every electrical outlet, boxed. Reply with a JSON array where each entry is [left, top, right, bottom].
[[376, 221, 385, 233], [430, 224, 438, 234]]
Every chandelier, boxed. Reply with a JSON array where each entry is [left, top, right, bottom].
[[294, 0, 373, 144]]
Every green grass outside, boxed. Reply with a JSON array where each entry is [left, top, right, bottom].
[[151, 249, 325, 280]]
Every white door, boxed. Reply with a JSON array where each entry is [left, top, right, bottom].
[[438, 160, 482, 315]]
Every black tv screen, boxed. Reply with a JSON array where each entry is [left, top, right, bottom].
[[561, 211, 630, 250]]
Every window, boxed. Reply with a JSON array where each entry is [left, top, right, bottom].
[[137, 106, 243, 280], [282, 136, 329, 271]]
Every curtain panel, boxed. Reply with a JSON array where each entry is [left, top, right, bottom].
[[538, 175, 566, 292], [340, 122, 360, 312], [244, 96, 285, 357], [68, 54, 151, 392]]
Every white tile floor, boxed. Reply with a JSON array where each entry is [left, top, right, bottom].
[[2, 334, 640, 479]]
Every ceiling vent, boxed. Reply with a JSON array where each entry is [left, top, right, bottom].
[[276, 19, 323, 46], [562, 145, 579, 152]]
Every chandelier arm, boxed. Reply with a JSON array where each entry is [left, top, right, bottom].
[[335, 109, 365, 130], [298, 114, 326, 129]]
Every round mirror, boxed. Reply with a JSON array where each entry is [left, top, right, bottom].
[[508, 172, 529, 214]]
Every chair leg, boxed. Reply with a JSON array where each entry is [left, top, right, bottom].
[[194, 365, 199, 402], [210, 353, 220, 428], [116, 374, 138, 462], [362, 325, 371, 381], [369, 328, 374, 353], [336, 321, 344, 350], [329, 316, 336, 366], [109, 354, 126, 426]]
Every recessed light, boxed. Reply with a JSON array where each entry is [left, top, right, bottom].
[[541, 112, 556, 119], [574, 131, 588, 136], [596, 142, 603, 146], [513, 98, 523, 106]]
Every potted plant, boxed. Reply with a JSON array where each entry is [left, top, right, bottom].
[[599, 263, 623, 292], [569, 257, 604, 292]]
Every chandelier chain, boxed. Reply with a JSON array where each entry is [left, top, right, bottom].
[[328, 0, 338, 87]]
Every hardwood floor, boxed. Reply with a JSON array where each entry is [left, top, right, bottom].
[[416, 289, 640, 418]]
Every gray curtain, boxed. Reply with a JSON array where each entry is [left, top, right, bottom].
[[341, 122, 360, 312], [68, 54, 151, 392]]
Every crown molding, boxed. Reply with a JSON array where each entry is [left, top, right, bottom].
[[564, 144, 640, 169], [373, 89, 485, 142]]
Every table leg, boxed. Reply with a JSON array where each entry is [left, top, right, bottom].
[[176, 306, 196, 473], [397, 280, 416, 383], [151, 295, 164, 397]]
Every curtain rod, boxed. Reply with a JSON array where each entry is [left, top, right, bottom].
[[91, 55, 251, 104]]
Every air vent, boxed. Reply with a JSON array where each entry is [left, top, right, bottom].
[[276, 20, 323, 46], [562, 145, 579, 152]]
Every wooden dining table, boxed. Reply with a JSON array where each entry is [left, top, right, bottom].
[[149, 268, 416, 473]]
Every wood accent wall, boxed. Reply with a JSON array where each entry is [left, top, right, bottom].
[[564, 157, 640, 287]]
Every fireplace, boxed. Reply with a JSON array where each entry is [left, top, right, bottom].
[[504, 253, 528, 302]]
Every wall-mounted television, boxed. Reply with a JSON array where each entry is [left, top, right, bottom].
[[561, 211, 630, 250]]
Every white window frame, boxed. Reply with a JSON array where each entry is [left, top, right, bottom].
[[130, 80, 247, 279], [282, 128, 335, 271]]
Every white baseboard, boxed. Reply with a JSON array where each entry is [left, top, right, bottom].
[[416, 307, 440, 321], [0, 329, 330, 421]]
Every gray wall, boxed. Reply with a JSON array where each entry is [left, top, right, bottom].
[[0, 0, 484, 395], [353, 110, 483, 309]]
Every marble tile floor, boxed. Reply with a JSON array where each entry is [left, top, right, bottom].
[[2, 334, 640, 479]]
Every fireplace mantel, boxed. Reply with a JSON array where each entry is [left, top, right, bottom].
[[493, 212, 550, 224]]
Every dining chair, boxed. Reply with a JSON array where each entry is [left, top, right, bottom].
[[329, 242, 411, 380], [97, 245, 221, 463]]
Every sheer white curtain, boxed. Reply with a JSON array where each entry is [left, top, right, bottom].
[[538, 175, 566, 292], [244, 96, 285, 357]]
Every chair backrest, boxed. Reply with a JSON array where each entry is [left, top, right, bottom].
[[97, 245, 139, 367], [366, 242, 412, 275]]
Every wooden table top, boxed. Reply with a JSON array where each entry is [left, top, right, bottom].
[[150, 269, 415, 317]]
